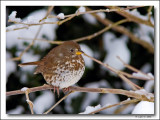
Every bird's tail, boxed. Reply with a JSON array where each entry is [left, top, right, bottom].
[[18, 61, 40, 67]]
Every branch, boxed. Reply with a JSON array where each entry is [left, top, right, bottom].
[[6, 85, 154, 102], [89, 99, 139, 114], [82, 52, 142, 90], [18, 19, 129, 44], [85, 7, 154, 54], [107, 6, 154, 27], [23, 88, 34, 114], [11, 6, 54, 61]]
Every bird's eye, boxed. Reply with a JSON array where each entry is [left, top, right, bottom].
[[70, 49, 74, 52]]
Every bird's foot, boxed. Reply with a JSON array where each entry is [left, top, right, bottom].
[[62, 87, 71, 93], [52, 86, 60, 97]]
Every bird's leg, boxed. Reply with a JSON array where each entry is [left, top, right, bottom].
[[62, 87, 71, 93], [52, 86, 60, 97]]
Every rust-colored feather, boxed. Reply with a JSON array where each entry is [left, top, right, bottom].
[[18, 61, 41, 67]]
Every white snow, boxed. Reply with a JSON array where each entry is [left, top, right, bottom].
[[121, 104, 135, 114], [7, 9, 58, 50], [79, 104, 101, 114], [57, 13, 65, 19], [141, 63, 152, 73], [6, 52, 16, 79], [96, 12, 106, 19], [100, 93, 119, 114], [6, 24, 28, 31], [7, 106, 24, 114], [83, 13, 97, 24], [65, 92, 82, 113], [106, 9, 110, 12], [126, 9, 148, 20], [81, 82, 99, 110], [18, 51, 40, 72], [8, 11, 22, 22], [78, 6, 86, 13], [24, 16, 40, 24], [33, 91, 55, 114], [21, 87, 29, 92], [80, 44, 94, 68], [134, 89, 154, 100], [127, 98, 131, 101], [102, 32, 131, 72], [128, 9, 154, 47], [132, 72, 154, 79], [80, 80, 111, 111], [20, 74, 27, 83], [144, 80, 154, 92], [132, 101, 154, 114]]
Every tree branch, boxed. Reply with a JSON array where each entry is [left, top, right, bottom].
[[85, 7, 154, 54], [6, 85, 154, 102], [107, 6, 154, 27]]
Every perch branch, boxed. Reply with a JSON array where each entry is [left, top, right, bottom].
[[6, 85, 154, 102]]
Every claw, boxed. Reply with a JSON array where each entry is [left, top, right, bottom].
[[63, 87, 70, 93], [52, 86, 60, 97]]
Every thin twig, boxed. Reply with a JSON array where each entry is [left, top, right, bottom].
[[107, 6, 154, 27], [18, 37, 63, 45], [82, 52, 141, 90], [18, 19, 129, 45], [117, 56, 154, 80], [85, 7, 154, 54], [39, 6, 54, 22], [24, 88, 34, 114], [114, 103, 132, 114], [89, 99, 139, 114], [48, 6, 144, 19], [11, 6, 54, 61], [43, 91, 74, 114], [147, 6, 153, 22]]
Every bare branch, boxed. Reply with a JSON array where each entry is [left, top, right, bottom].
[[89, 99, 139, 114], [43, 91, 74, 114]]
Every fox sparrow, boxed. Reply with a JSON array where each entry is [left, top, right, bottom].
[[19, 41, 85, 96]]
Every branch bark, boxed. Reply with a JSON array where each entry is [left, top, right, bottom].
[[6, 85, 154, 102]]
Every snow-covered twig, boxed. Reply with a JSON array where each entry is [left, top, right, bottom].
[[21, 87, 34, 114], [10, 6, 54, 61], [48, 6, 143, 19], [117, 56, 154, 80], [84, 6, 154, 54], [107, 6, 154, 27], [18, 19, 129, 45]]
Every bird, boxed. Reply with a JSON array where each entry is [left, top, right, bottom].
[[18, 41, 85, 96]]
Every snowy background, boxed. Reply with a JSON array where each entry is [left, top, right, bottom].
[[6, 6, 154, 114]]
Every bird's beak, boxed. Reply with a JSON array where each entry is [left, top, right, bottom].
[[76, 50, 84, 55]]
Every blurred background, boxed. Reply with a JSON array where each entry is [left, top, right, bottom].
[[6, 6, 154, 114]]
